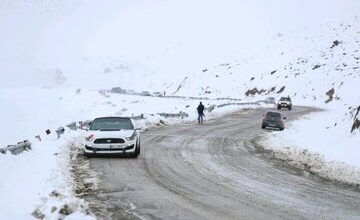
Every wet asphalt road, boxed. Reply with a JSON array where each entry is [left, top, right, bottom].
[[85, 106, 360, 220]]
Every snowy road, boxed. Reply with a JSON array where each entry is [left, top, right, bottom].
[[84, 107, 360, 220]]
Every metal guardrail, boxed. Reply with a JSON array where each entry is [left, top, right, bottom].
[[129, 114, 145, 120], [0, 97, 274, 156], [108, 88, 249, 102], [55, 127, 65, 138], [66, 122, 78, 130], [216, 100, 275, 108], [207, 104, 216, 112], [157, 112, 189, 119], [78, 120, 92, 130], [0, 140, 31, 155]]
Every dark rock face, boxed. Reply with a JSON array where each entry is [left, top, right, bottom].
[[245, 88, 260, 96], [325, 88, 335, 103], [58, 204, 73, 216], [312, 64, 322, 70], [352, 119, 360, 133], [270, 70, 277, 75], [245, 86, 282, 96], [31, 209, 45, 219], [326, 88, 335, 97], [245, 88, 266, 96], [269, 86, 276, 93], [276, 86, 285, 94], [351, 106, 360, 133], [330, 40, 341, 49]]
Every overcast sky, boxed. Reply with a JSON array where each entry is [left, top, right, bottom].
[[1, 0, 360, 87]]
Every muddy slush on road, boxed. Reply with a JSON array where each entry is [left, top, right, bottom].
[[78, 106, 360, 220]]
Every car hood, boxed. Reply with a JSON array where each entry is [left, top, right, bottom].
[[88, 130, 135, 138]]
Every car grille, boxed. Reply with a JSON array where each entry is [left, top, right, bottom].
[[85, 145, 134, 151], [94, 138, 125, 144]]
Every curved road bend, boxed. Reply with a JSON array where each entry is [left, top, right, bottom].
[[84, 106, 360, 220]]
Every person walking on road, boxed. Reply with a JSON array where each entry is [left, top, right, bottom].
[[197, 102, 205, 124]]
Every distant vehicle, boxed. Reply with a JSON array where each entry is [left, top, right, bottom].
[[153, 92, 163, 97], [84, 117, 140, 157], [141, 91, 151, 96], [266, 97, 276, 104], [277, 97, 292, 110], [127, 90, 135, 94], [261, 111, 285, 130], [111, 87, 126, 94]]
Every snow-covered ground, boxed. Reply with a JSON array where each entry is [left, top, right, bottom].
[[259, 110, 360, 186], [0, 86, 270, 219], [0, 130, 94, 220], [1, 0, 360, 219]]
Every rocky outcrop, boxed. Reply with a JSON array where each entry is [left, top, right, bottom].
[[312, 64, 322, 70], [245, 88, 265, 96], [330, 40, 341, 49], [276, 86, 285, 94], [351, 106, 360, 133], [325, 88, 335, 103]]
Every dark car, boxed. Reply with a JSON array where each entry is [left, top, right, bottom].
[[262, 111, 285, 130], [277, 97, 292, 110], [141, 91, 151, 96]]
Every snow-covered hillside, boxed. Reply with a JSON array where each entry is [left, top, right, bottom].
[[1, 0, 360, 219]]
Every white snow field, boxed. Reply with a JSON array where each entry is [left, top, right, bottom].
[[0, 0, 360, 219]]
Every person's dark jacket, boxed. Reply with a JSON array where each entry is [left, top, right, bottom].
[[197, 104, 205, 115]]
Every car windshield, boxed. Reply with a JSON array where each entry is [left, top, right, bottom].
[[266, 112, 281, 118], [280, 97, 291, 101], [89, 118, 134, 131]]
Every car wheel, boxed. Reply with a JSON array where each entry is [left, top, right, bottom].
[[289, 106, 292, 110], [130, 141, 140, 158], [279, 127, 284, 131], [130, 149, 138, 158], [136, 140, 141, 156], [277, 106, 281, 110], [84, 152, 93, 158], [261, 124, 266, 129], [129, 145, 138, 158]]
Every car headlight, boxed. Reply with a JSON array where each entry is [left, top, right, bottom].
[[125, 132, 137, 141], [85, 134, 94, 141]]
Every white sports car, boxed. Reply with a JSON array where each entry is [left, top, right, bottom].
[[84, 117, 140, 157]]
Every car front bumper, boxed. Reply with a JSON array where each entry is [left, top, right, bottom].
[[278, 103, 291, 107], [84, 142, 136, 155]]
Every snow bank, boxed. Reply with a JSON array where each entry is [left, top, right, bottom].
[[259, 110, 360, 186], [0, 131, 94, 219]]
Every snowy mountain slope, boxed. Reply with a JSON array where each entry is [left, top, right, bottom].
[[173, 19, 360, 123], [175, 19, 360, 99]]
